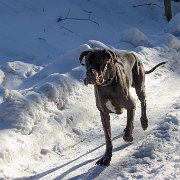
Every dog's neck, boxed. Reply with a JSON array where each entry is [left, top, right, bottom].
[[100, 75, 116, 86], [100, 65, 117, 87]]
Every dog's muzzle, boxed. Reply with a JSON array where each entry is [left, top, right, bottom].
[[84, 69, 103, 85]]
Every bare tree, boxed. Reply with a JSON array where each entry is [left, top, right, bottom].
[[164, 0, 172, 21]]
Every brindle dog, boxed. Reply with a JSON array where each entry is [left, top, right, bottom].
[[79, 49, 166, 166]]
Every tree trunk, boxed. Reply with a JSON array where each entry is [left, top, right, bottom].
[[164, 0, 172, 21]]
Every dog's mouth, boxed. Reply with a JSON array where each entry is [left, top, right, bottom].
[[84, 75, 104, 86]]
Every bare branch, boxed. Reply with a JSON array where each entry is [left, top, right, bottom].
[[58, 25, 74, 33], [57, 9, 99, 26], [66, 9, 71, 18], [57, 16, 99, 26], [61, 17, 99, 26], [83, 10, 93, 14], [133, 3, 162, 8]]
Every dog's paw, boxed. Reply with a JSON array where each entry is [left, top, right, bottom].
[[95, 155, 111, 166], [123, 135, 133, 142], [141, 116, 148, 130]]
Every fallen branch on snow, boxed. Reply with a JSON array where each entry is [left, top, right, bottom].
[[133, 3, 162, 8], [57, 9, 99, 26]]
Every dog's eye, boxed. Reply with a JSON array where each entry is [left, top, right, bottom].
[[85, 60, 89, 65]]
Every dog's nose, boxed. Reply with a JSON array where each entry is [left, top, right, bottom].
[[86, 69, 96, 77], [86, 71, 94, 77]]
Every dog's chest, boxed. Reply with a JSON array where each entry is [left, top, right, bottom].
[[105, 100, 116, 113], [95, 86, 125, 114], [104, 99, 123, 114]]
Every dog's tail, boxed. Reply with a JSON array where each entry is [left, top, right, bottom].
[[145, 62, 167, 75]]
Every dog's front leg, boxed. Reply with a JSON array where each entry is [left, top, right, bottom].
[[96, 111, 112, 166]]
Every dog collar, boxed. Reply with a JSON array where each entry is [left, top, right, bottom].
[[100, 64, 117, 87], [101, 75, 116, 86]]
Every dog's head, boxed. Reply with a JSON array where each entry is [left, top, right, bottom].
[[79, 49, 117, 86]]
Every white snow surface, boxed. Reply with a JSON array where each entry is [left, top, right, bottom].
[[0, 0, 180, 179], [120, 27, 152, 47], [164, 12, 180, 36]]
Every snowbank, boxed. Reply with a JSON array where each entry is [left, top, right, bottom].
[[0, 43, 97, 169], [164, 12, 180, 36], [0, 61, 42, 89], [19, 44, 91, 89], [154, 33, 180, 50], [120, 27, 152, 47], [87, 40, 111, 50], [1, 61, 42, 78]]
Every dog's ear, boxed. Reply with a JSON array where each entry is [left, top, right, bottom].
[[103, 49, 117, 63], [79, 50, 93, 65]]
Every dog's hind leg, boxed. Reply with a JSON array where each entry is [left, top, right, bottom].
[[96, 111, 112, 166], [123, 94, 136, 142], [133, 63, 148, 130], [137, 88, 148, 130]]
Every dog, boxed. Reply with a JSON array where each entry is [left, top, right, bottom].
[[79, 49, 166, 166]]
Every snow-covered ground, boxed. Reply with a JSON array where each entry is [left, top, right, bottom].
[[0, 0, 180, 179]]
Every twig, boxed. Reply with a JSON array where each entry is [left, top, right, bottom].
[[57, 16, 99, 26], [133, 3, 162, 8], [57, 9, 99, 26], [38, 37, 46, 41], [59, 25, 74, 33], [66, 9, 71, 18], [83, 9, 93, 14]]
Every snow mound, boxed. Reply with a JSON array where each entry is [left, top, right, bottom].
[[164, 12, 180, 36], [34, 73, 81, 110], [154, 113, 179, 141], [154, 33, 180, 50], [0, 42, 99, 139], [120, 27, 152, 47], [20, 44, 91, 89], [1, 61, 42, 78], [133, 141, 156, 160], [0, 61, 42, 89], [0, 90, 43, 135], [88, 40, 111, 50], [0, 43, 98, 169], [0, 73, 84, 135]]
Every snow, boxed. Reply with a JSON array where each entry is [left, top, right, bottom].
[[120, 27, 152, 47], [0, 70, 5, 85], [164, 12, 180, 36], [0, 0, 180, 179], [1, 61, 43, 89], [154, 33, 180, 50]]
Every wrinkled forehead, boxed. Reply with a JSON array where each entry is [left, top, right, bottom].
[[86, 51, 109, 63]]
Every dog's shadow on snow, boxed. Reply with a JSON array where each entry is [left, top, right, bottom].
[[68, 143, 132, 180], [16, 134, 132, 180]]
